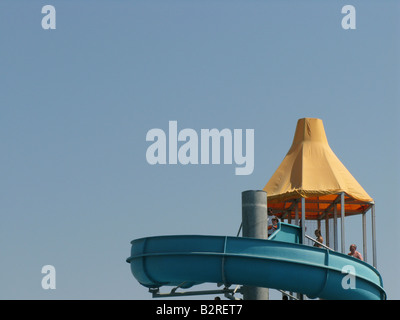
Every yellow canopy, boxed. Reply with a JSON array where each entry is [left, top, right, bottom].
[[263, 118, 373, 220]]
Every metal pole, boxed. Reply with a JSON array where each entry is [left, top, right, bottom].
[[301, 197, 306, 245], [340, 192, 345, 254], [325, 213, 330, 248], [371, 204, 377, 268], [333, 202, 338, 251], [241, 190, 269, 300], [362, 211, 367, 263]]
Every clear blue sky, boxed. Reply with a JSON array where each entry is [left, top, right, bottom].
[[1, 0, 399, 299]]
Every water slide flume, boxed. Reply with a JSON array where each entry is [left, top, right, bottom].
[[126, 223, 386, 300]]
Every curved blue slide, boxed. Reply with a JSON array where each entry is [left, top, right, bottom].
[[126, 223, 386, 300]]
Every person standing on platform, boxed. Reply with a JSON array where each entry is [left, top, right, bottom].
[[313, 229, 324, 248], [348, 244, 363, 261], [268, 216, 279, 237]]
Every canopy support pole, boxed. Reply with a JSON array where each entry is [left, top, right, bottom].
[[325, 213, 330, 248], [362, 211, 367, 263], [340, 192, 345, 254], [301, 197, 306, 245], [333, 202, 338, 251], [371, 204, 377, 268]]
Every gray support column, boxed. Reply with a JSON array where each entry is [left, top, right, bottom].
[[371, 204, 377, 268], [241, 190, 269, 300], [298, 197, 306, 300], [340, 193, 345, 254], [362, 212, 367, 263]]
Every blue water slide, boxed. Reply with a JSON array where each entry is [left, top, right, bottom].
[[126, 223, 386, 300]]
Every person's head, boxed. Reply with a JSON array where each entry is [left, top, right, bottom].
[[315, 229, 321, 237], [272, 217, 278, 225], [349, 244, 357, 253]]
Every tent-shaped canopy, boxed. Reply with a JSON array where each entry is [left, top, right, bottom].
[[263, 118, 374, 220]]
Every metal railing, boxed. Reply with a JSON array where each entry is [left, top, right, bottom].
[[305, 234, 334, 251]]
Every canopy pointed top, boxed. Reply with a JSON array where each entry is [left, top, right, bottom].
[[290, 117, 328, 146]]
